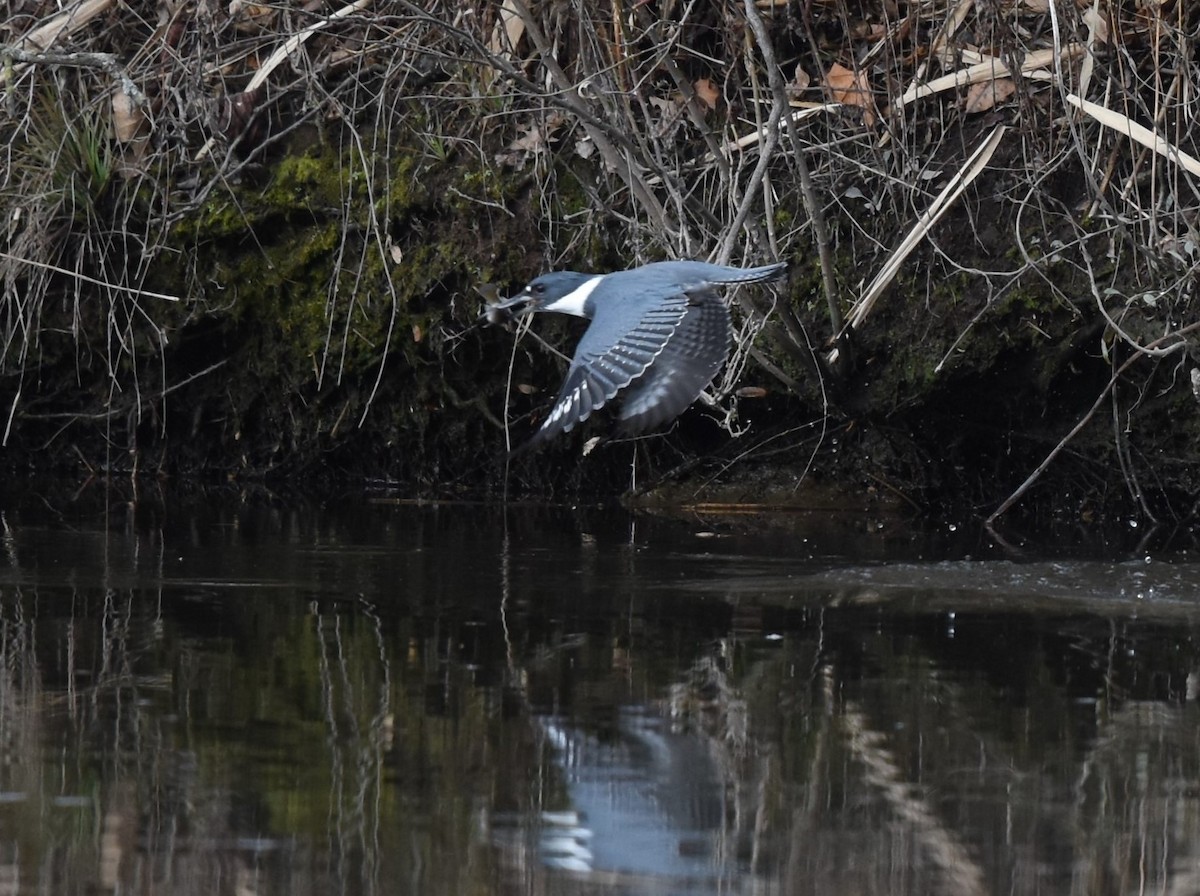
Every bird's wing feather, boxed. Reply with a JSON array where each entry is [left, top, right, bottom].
[[635, 260, 788, 288], [618, 290, 731, 435], [518, 263, 779, 450], [524, 295, 689, 448]]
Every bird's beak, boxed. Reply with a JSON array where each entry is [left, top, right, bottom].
[[479, 291, 535, 326]]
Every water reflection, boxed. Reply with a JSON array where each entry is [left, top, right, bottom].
[[0, 488, 1197, 895]]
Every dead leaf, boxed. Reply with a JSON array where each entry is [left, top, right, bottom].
[[411, 324, 423, 343], [228, 0, 276, 31], [111, 91, 147, 144], [213, 87, 265, 146], [112, 91, 150, 179], [575, 135, 595, 159], [786, 64, 811, 101], [489, 0, 525, 56], [649, 94, 686, 139], [824, 63, 876, 126], [964, 77, 1015, 114], [736, 386, 768, 399], [516, 383, 538, 395], [494, 113, 566, 168], [19, 0, 113, 52], [692, 78, 720, 111], [825, 63, 856, 94], [850, 21, 887, 40], [499, 124, 545, 158], [389, 243, 403, 265], [1081, 7, 1110, 45]]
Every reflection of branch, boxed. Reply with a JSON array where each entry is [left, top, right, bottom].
[[842, 703, 988, 896]]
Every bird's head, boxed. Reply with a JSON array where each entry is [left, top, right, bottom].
[[483, 271, 600, 324]]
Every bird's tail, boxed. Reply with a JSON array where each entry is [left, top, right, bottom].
[[712, 261, 789, 284]]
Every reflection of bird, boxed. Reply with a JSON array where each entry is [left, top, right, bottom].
[[488, 260, 788, 450]]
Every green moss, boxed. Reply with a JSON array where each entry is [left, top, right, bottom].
[[263, 152, 342, 207], [114, 109, 540, 475]]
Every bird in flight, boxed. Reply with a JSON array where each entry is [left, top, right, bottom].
[[486, 260, 788, 451]]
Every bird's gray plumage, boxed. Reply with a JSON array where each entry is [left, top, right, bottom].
[[490, 260, 787, 451]]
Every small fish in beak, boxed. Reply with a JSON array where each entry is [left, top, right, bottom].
[[477, 283, 536, 326]]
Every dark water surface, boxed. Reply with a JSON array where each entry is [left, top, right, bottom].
[[1, 488, 1199, 895]]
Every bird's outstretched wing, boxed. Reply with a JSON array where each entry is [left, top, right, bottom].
[[522, 297, 689, 450], [515, 260, 785, 452], [617, 291, 730, 435]]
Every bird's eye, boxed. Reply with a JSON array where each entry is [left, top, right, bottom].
[[531, 282, 546, 295]]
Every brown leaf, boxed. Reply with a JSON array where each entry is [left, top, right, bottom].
[[824, 63, 876, 126], [411, 324, 423, 343], [692, 78, 720, 111], [111, 91, 147, 144], [964, 77, 1015, 114], [824, 62, 856, 94], [228, 0, 276, 31], [792, 64, 811, 93], [850, 21, 887, 40], [112, 91, 150, 179], [213, 87, 266, 147]]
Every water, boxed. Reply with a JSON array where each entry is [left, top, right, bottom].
[[0, 487, 1198, 895]]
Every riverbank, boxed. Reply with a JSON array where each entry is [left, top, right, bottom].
[[2, 2, 1197, 523]]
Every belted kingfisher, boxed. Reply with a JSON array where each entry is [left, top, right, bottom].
[[488, 259, 788, 450]]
